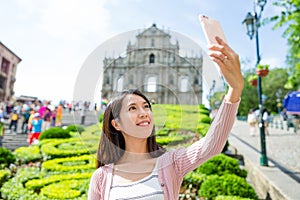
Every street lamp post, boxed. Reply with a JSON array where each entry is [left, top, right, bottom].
[[243, 0, 268, 166]]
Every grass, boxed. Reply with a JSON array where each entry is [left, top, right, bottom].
[[152, 104, 200, 131]]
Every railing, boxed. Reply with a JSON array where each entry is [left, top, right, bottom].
[[237, 114, 297, 133]]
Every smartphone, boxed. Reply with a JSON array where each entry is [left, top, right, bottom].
[[199, 15, 227, 45]]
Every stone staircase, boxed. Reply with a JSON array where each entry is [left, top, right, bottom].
[[2, 110, 101, 151], [2, 129, 28, 151]]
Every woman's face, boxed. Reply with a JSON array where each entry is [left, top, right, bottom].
[[112, 94, 154, 139]]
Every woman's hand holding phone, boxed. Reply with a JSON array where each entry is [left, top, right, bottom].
[[199, 14, 243, 102]]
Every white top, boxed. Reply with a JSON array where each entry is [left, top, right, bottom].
[[263, 112, 269, 121], [109, 160, 164, 200]]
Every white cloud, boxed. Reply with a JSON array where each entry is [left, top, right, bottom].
[[4, 0, 287, 104], [39, 0, 111, 40], [261, 57, 285, 69], [15, 0, 112, 41], [10, 0, 114, 103]]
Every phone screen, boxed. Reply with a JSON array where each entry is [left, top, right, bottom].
[[199, 15, 227, 45]]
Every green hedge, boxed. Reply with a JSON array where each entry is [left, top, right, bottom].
[[156, 135, 186, 146], [40, 179, 89, 199], [216, 195, 256, 200], [196, 123, 210, 136], [199, 108, 210, 115], [39, 127, 71, 140], [98, 113, 104, 123], [25, 172, 92, 191], [0, 167, 42, 200], [155, 127, 172, 136], [0, 169, 10, 187], [196, 154, 247, 178], [41, 138, 98, 159], [198, 174, 258, 199], [199, 114, 211, 124], [14, 145, 42, 164], [0, 147, 16, 168], [183, 171, 207, 187], [66, 124, 85, 134], [42, 154, 95, 172], [1, 166, 90, 200]]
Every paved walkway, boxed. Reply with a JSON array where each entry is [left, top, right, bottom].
[[230, 119, 300, 183]]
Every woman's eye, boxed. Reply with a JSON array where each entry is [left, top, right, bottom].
[[144, 104, 150, 109], [129, 106, 136, 111]]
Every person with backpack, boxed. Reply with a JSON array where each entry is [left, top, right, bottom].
[[9, 110, 19, 133], [21, 108, 31, 134]]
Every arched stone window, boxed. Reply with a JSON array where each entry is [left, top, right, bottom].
[[169, 75, 174, 85], [116, 76, 124, 92], [146, 76, 156, 92], [151, 39, 155, 47], [194, 77, 199, 85], [129, 75, 134, 84], [179, 77, 189, 92], [149, 54, 155, 63]]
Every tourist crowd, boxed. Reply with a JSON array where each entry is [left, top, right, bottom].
[[0, 99, 91, 146]]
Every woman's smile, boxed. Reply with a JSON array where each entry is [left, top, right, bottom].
[[136, 120, 151, 127]]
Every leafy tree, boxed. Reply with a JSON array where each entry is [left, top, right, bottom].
[[239, 70, 258, 116], [261, 68, 289, 113], [229, 68, 289, 116], [267, 0, 300, 90]]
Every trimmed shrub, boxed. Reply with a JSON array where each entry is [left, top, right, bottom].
[[216, 195, 256, 200], [156, 135, 186, 146], [155, 127, 171, 136], [183, 171, 207, 187], [66, 124, 85, 134], [0, 167, 42, 200], [1, 166, 90, 199], [39, 127, 71, 140], [0, 147, 16, 168], [199, 115, 211, 124], [1, 179, 39, 200], [42, 154, 95, 172], [41, 138, 98, 159], [196, 154, 247, 178], [40, 179, 89, 199], [99, 113, 104, 123], [198, 174, 258, 199], [199, 104, 209, 110], [196, 123, 210, 136], [0, 169, 11, 187], [25, 173, 92, 191], [199, 108, 210, 116], [13, 145, 42, 164]]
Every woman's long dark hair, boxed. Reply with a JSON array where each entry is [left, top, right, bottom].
[[96, 89, 166, 168]]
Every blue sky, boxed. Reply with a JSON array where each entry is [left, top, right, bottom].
[[0, 0, 287, 105]]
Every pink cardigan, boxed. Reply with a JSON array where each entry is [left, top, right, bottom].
[[88, 99, 240, 200]]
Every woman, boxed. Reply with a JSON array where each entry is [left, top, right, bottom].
[[262, 108, 270, 135], [247, 109, 257, 136], [88, 36, 243, 200]]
